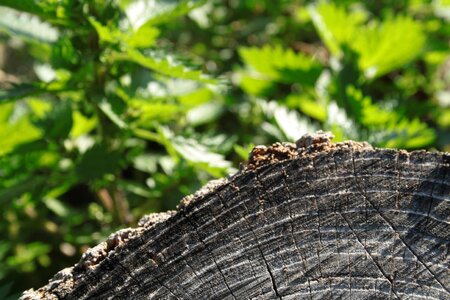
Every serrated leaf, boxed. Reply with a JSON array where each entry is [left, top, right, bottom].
[[238, 74, 274, 96], [345, 86, 435, 148], [371, 121, 436, 149], [159, 128, 233, 176], [113, 48, 215, 83], [172, 136, 232, 169], [0, 7, 58, 43], [309, 3, 425, 79], [239, 45, 322, 85], [308, 3, 366, 57], [273, 104, 317, 141], [124, 0, 207, 29]]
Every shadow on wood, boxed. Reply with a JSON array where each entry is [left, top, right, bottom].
[[21, 133, 450, 299]]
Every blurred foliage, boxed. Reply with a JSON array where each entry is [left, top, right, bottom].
[[0, 0, 449, 295]]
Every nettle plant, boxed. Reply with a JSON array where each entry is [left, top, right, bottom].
[[0, 0, 233, 292], [237, 2, 445, 148]]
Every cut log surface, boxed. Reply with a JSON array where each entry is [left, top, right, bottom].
[[22, 132, 450, 299]]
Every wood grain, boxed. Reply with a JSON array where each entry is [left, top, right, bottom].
[[21, 134, 450, 299]]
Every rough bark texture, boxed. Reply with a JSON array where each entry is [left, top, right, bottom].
[[21, 132, 450, 299]]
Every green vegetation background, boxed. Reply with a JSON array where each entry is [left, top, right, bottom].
[[0, 0, 449, 297]]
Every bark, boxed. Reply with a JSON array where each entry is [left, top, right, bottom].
[[21, 133, 450, 299]]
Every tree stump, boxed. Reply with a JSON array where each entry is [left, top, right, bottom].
[[21, 133, 450, 299]]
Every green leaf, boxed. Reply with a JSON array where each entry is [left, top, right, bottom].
[[0, 111, 42, 157], [88, 17, 117, 43], [309, 3, 425, 79], [44, 198, 70, 217], [345, 86, 435, 148], [108, 49, 215, 83], [126, 24, 160, 48], [238, 75, 274, 96], [239, 45, 322, 85], [273, 103, 317, 141], [186, 102, 224, 126], [178, 87, 213, 107], [34, 100, 73, 140], [0, 0, 50, 18], [308, 3, 366, 57], [98, 99, 128, 129], [0, 83, 44, 103], [0, 176, 46, 206], [133, 154, 159, 173], [70, 111, 97, 138], [372, 120, 436, 149], [234, 144, 254, 160], [123, 0, 207, 29], [7, 242, 51, 269], [172, 136, 232, 174], [286, 94, 327, 121], [159, 128, 233, 177], [76, 144, 122, 181], [130, 100, 180, 125], [0, 7, 58, 43], [118, 179, 152, 198], [51, 37, 80, 69]]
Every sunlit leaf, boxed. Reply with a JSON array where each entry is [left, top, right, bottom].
[[345, 86, 435, 148], [44, 198, 70, 217], [98, 99, 128, 129], [70, 111, 97, 138], [234, 144, 254, 160], [186, 102, 224, 126], [0, 7, 58, 43], [133, 154, 159, 173], [88, 17, 117, 43], [286, 94, 327, 121], [309, 2, 425, 78], [126, 24, 160, 48], [130, 100, 180, 125], [172, 136, 232, 169], [273, 104, 317, 141], [239, 45, 322, 85], [0, 113, 42, 157], [123, 0, 207, 29], [108, 49, 215, 83]]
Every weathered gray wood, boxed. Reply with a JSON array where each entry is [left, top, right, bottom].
[[21, 133, 450, 299]]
